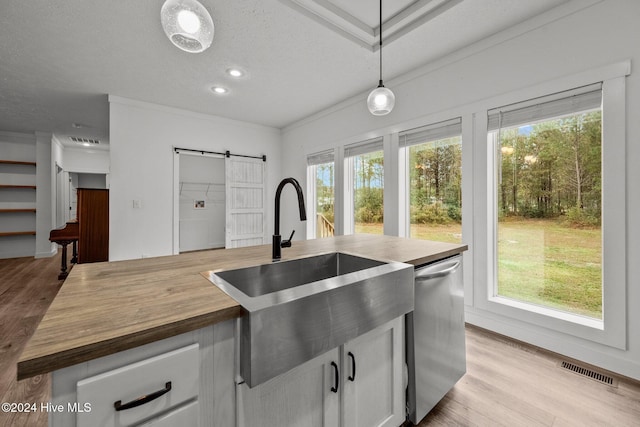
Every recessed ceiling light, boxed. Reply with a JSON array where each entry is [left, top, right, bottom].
[[211, 86, 228, 94], [226, 68, 244, 78]]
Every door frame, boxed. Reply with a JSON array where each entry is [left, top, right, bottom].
[[172, 148, 226, 255]]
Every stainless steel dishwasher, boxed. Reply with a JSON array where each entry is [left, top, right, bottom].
[[406, 254, 465, 424]]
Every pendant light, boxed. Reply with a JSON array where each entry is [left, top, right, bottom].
[[367, 0, 395, 115], [161, 0, 214, 53]]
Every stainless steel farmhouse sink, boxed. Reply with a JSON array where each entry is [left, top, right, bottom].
[[206, 252, 414, 387]]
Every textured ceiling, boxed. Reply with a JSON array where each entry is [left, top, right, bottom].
[[0, 0, 569, 143]]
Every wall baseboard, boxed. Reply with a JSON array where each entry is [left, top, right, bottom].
[[35, 248, 57, 259]]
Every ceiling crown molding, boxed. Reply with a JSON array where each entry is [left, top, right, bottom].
[[279, 0, 463, 51]]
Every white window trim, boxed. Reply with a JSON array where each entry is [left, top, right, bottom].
[[398, 140, 409, 238], [306, 149, 336, 239], [343, 155, 355, 235], [397, 118, 463, 239], [383, 134, 399, 236], [306, 163, 319, 239], [472, 61, 630, 349]]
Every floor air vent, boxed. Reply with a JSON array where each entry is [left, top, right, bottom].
[[560, 361, 617, 386]]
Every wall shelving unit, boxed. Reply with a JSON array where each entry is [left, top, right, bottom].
[[0, 184, 37, 189], [0, 158, 37, 257], [0, 160, 37, 166], [0, 208, 37, 213], [0, 231, 37, 237]]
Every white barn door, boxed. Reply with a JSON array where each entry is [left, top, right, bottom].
[[225, 156, 266, 248]]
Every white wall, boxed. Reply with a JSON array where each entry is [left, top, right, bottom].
[[35, 132, 55, 258], [77, 173, 107, 189], [108, 96, 282, 261], [51, 136, 67, 227], [51, 135, 110, 174], [63, 149, 110, 174], [281, 0, 640, 380]]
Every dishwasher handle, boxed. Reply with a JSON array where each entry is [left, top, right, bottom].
[[415, 258, 461, 281]]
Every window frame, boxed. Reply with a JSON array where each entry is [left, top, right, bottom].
[[398, 117, 463, 240], [306, 149, 335, 239], [472, 62, 629, 349], [343, 137, 385, 236]]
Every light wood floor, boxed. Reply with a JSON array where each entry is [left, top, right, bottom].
[[1, 253, 639, 427], [0, 251, 63, 427], [420, 325, 640, 426]]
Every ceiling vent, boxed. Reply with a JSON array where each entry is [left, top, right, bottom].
[[69, 136, 101, 145]]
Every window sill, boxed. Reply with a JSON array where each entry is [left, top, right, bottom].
[[489, 296, 603, 330]]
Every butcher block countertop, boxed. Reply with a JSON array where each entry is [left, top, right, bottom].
[[18, 235, 466, 380]]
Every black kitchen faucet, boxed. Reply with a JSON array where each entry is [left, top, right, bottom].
[[273, 177, 307, 260]]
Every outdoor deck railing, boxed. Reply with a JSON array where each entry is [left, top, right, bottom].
[[317, 213, 335, 238]]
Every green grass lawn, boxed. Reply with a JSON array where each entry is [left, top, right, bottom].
[[354, 222, 385, 235], [355, 219, 602, 319], [498, 218, 602, 319], [355, 222, 463, 243]]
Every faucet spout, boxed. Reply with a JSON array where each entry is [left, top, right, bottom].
[[273, 178, 307, 260]]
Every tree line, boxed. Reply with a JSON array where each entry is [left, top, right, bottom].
[[409, 136, 462, 224], [499, 111, 601, 225], [315, 110, 601, 228]]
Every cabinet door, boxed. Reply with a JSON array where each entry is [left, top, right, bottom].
[[342, 317, 405, 427], [238, 347, 340, 427]]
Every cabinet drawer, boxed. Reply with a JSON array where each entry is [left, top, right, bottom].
[[76, 343, 199, 427]]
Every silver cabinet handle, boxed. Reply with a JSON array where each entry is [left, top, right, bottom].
[[415, 261, 461, 281]]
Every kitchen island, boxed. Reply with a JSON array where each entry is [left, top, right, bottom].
[[18, 235, 467, 426]]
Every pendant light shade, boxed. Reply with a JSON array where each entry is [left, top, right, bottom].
[[368, 0, 395, 116], [367, 83, 395, 116], [161, 0, 214, 53]]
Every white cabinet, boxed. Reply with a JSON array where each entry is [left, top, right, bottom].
[[342, 316, 405, 427], [138, 400, 199, 427], [49, 315, 404, 426], [238, 316, 405, 427], [50, 319, 237, 427], [76, 344, 199, 427], [238, 347, 340, 427]]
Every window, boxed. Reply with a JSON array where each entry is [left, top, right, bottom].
[[488, 84, 603, 320], [473, 63, 629, 348], [306, 150, 335, 239], [344, 138, 384, 235], [399, 118, 462, 243]]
